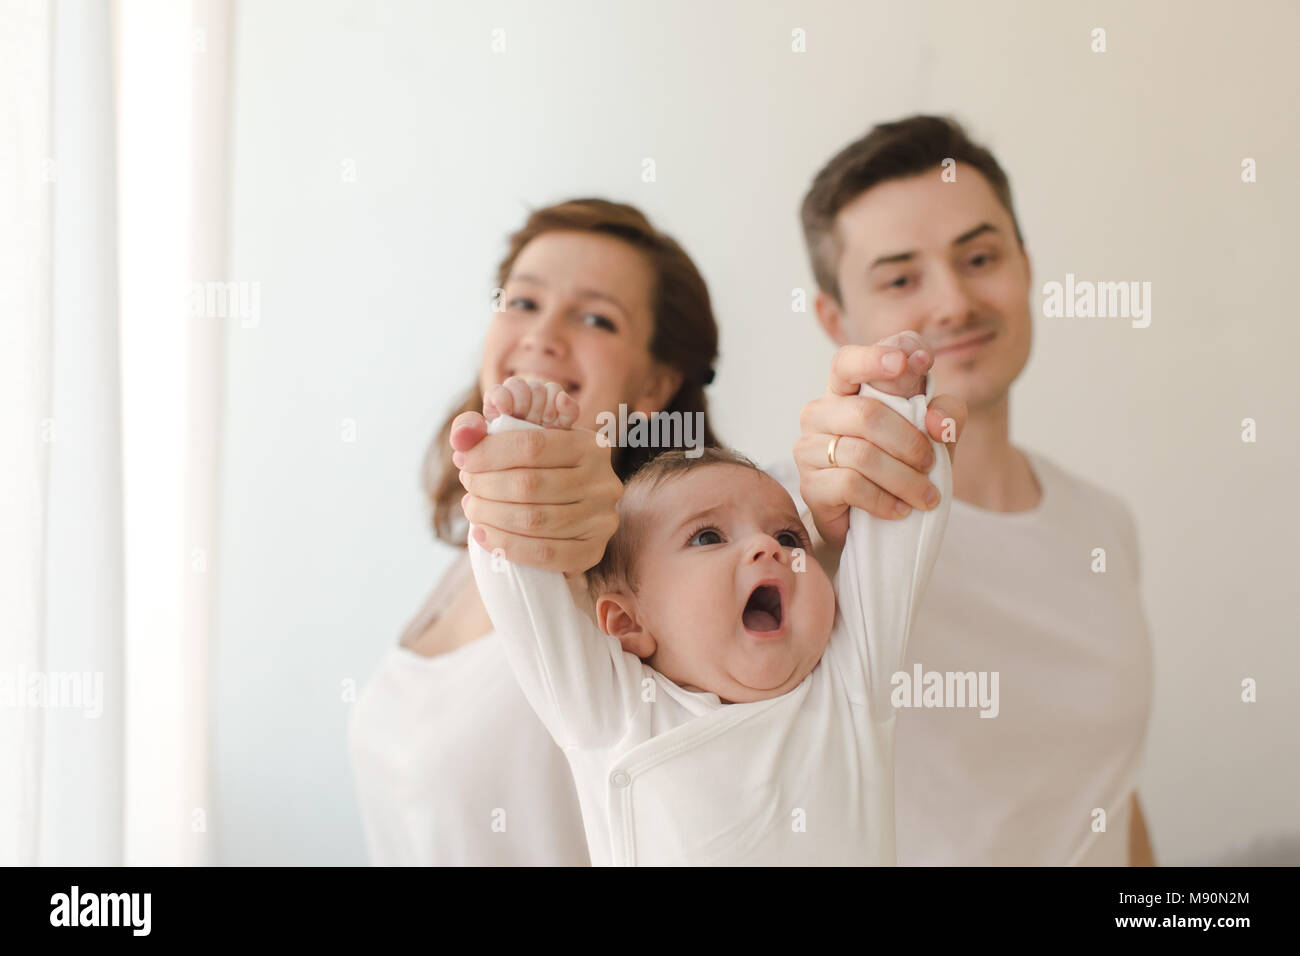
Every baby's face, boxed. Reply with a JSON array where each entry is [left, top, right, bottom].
[[625, 465, 836, 703]]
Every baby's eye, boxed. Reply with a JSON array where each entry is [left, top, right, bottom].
[[581, 312, 616, 331], [508, 296, 537, 311], [776, 530, 802, 548], [687, 528, 723, 547]]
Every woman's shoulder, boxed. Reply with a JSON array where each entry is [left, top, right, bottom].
[[397, 552, 485, 655]]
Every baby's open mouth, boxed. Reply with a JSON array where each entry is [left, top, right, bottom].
[[742, 585, 783, 633]]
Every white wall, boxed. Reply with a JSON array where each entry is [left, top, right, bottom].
[[216, 0, 1300, 864]]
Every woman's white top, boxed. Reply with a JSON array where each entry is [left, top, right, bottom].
[[469, 381, 951, 866], [348, 555, 590, 866]]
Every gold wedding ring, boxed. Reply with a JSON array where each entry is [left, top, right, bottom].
[[827, 435, 841, 468]]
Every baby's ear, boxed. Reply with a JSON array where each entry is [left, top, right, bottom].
[[595, 593, 656, 659]]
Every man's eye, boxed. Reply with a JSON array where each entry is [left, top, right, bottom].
[[687, 528, 723, 547], [776, 531, 802, 548], [582, 312, 616, 331]]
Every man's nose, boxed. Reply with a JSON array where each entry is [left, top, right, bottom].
[[927, 267, 977, 329]]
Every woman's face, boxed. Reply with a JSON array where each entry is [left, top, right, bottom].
[[480, 231, 680, 430]]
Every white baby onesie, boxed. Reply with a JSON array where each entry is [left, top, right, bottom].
[[469, 380, 951, 866]]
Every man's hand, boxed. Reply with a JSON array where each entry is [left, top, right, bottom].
[[451, 377, 619, 574], [795, 343, 967, 551]]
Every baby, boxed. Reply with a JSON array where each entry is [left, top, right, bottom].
[[468, 331, 950, 865]]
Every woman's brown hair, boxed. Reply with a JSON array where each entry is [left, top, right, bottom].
[[423, 198, 721, 547]]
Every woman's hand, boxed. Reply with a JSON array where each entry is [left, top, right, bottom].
[[795, 343, 967, 551], [451, 377, 620, 575]]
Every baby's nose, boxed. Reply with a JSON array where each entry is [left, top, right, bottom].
[[748, 537, 783, 563]]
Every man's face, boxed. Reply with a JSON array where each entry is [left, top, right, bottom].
[[817, 163, 1033, 412]]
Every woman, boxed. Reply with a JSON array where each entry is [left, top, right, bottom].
[[348, 199, 720, 865]]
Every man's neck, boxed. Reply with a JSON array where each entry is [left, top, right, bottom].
[[950, 391, 1042, 513]]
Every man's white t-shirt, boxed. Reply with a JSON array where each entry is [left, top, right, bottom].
[[773, 448, 1154, 865]]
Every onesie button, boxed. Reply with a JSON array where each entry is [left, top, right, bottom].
[[611, 771, 630, 789]]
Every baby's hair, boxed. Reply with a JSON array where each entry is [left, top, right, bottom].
[[586, 446, 761, 601]]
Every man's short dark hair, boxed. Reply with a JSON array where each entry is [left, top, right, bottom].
[[800, 115, 1024, 302]]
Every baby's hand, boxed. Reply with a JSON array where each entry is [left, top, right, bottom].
[[866, 330, 933, 399], [483, 375, 580, 428]]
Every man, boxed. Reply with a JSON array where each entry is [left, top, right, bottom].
[[785, 115, 1155, 865]]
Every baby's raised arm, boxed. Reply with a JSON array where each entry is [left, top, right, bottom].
[[830, 340, 953, 723], [468, 377, 647, 749]]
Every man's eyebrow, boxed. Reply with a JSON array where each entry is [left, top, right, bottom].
[[868, 222, 1000, 269], [869, 248, 917, 269], [953, 222, 998, 245]]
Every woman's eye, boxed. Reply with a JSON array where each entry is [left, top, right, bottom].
[[886, 275, 911, 290], [687, 528, 723, 547], [582, 312, 616, 331], [776, 531, 802, 548], [969, 253, 995, 268]]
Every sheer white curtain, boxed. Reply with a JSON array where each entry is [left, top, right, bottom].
[[0, 0, 55, 869], [0, 0, 232, 867], [116, 0, 232, 866], [39, 0, 127, 867]]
